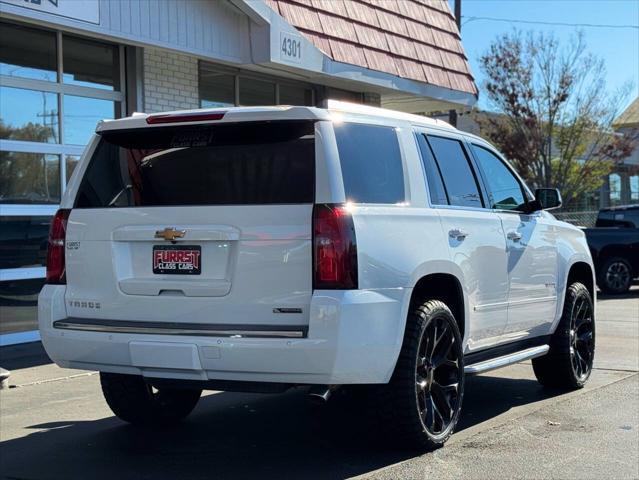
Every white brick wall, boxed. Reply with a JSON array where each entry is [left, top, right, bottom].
[[143, 48, 199, 113]]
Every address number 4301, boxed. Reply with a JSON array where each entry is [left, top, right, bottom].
[[280, 32, 302, 63]]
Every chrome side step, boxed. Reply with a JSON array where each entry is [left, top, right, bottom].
[[464, 345, 549, 375]]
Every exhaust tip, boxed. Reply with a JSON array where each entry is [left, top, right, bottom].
[[308, 385, 339, 403]]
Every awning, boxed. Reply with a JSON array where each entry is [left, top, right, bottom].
[[237, 0, 477, 112]]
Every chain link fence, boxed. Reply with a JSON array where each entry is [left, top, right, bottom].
[[552, 210, 598, 227]]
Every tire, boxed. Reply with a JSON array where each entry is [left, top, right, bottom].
[[100, 372, 201, 425], [532, 282, 595, 389], [598, 257, 633, 294], [373, 300, 465, 450]]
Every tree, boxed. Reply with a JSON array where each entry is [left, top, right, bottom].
[[478, 31, 634, 208], [0, 120, 59, 203]]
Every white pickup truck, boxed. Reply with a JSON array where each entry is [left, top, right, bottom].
[[39, 101, 596, 450]]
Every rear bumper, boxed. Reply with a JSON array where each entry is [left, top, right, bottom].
[[38, 285, 408, 385]]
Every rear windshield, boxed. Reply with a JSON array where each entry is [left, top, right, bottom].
[[75, 121, 315, 208], [596, 209, 639, 228]]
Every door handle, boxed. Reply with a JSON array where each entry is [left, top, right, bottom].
[[507, 230, 523, 242], [449, 228, 469, 241]]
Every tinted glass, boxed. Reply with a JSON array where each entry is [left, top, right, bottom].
[[239, 77, 275, 106], [66, 154, 81, 182], [75, 121, 315, 208], [63, 36, 120, 90], [334, 123, 405, 204], [199, 65, 235, 108], [63, 96, 117, 145], [279, 85, 313, 106], [0, 216, 51, 269], [0, 87, 59, 143], [0, 152, 60, 204], [596, 209, 639, 228], [0, 278, 44, 334], [427, 136, 482, 208], [471, 145, 525, 211], [416, 133, 448, 205], [0, 22, 57, 82]]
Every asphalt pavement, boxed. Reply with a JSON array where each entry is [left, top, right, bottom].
[[0, 288, 637, 479]]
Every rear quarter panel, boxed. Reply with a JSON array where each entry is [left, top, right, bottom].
[[344, 118, 471, 358]]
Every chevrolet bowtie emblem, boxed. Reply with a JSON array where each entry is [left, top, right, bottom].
[[155, 227, 186, 241]]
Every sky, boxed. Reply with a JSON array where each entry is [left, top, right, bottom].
[[451, 0, 639, 113]]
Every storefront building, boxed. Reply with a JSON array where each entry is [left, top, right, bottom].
[[0, 0, 476, 345]]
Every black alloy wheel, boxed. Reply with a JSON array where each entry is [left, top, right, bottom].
[[533, 282, 595, 389], [603, 259, 632, 293], [415, 315, 463, 437], [100, 372, 202, 425], [375, 300, 464, 450], [569, 291, 595, 382]]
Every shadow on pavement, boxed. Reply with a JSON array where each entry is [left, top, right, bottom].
[[0, 374, 566, 480], [0, 342, 52, 371], [597, 288, 639, 302]]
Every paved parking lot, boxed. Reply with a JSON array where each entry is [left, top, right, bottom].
[[1, 289, 637, 480]]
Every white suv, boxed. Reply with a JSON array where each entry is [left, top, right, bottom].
[[39, 101, 596, 449]]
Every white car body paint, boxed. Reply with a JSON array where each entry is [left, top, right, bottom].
[[39, 102, 595, 385]]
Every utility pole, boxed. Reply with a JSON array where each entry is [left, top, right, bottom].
[[449, 0, 462, 127]]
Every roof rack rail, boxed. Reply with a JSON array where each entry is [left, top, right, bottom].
[[325, 100, 455, 129]]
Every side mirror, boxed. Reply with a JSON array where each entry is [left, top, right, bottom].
[[533, 188, 562, 211]]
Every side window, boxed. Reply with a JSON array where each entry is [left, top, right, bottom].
[[334, 123, 405, 204], [471, 145, 525, 211], [426, 135, 483, 208], [416, 133, 448, 205]]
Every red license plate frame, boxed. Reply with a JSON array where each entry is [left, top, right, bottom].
[[153, 245, 201, 275]]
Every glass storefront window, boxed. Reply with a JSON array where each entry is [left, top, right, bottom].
[[0, 216, 52, 269], [0, 23, 57, 82], [0, 152, 61, 204], [610, 173, 621, 203], [279, 84, 314, 106], [0, 21, 123, 339], [199, 68, 235, 108], [239, 77, 275, 106], [630, 175, 639, 202], [0, 87, 59, 143], [327, 88, 362, 103], [0, 278, 45, 334], [63, 96, 117, 145], [66, 154, 81, 182], [198, 61, 315, 109], [62, 35, 120, 91]]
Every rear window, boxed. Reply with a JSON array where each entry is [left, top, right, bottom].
[[75, 121, 315, 208], [596, 209, 639, 228], [334, 123, 405, 204]]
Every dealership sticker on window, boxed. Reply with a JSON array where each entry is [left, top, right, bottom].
[[280, 32, 302, 63]]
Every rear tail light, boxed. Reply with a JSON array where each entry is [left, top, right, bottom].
[[313, 204, 358, 289], [46, 209, 71, 284]]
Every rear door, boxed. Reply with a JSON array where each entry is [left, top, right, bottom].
[[416, 131, 510, 352], [64, 120, 316, 333]]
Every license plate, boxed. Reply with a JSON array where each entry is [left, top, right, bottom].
[[153, 245, 201, 275]]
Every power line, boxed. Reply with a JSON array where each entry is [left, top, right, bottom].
[[462, 16, 639, 29]]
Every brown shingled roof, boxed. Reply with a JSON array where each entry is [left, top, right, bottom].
[[265, 0, 476, 95], [614, 97, 639, 129]]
